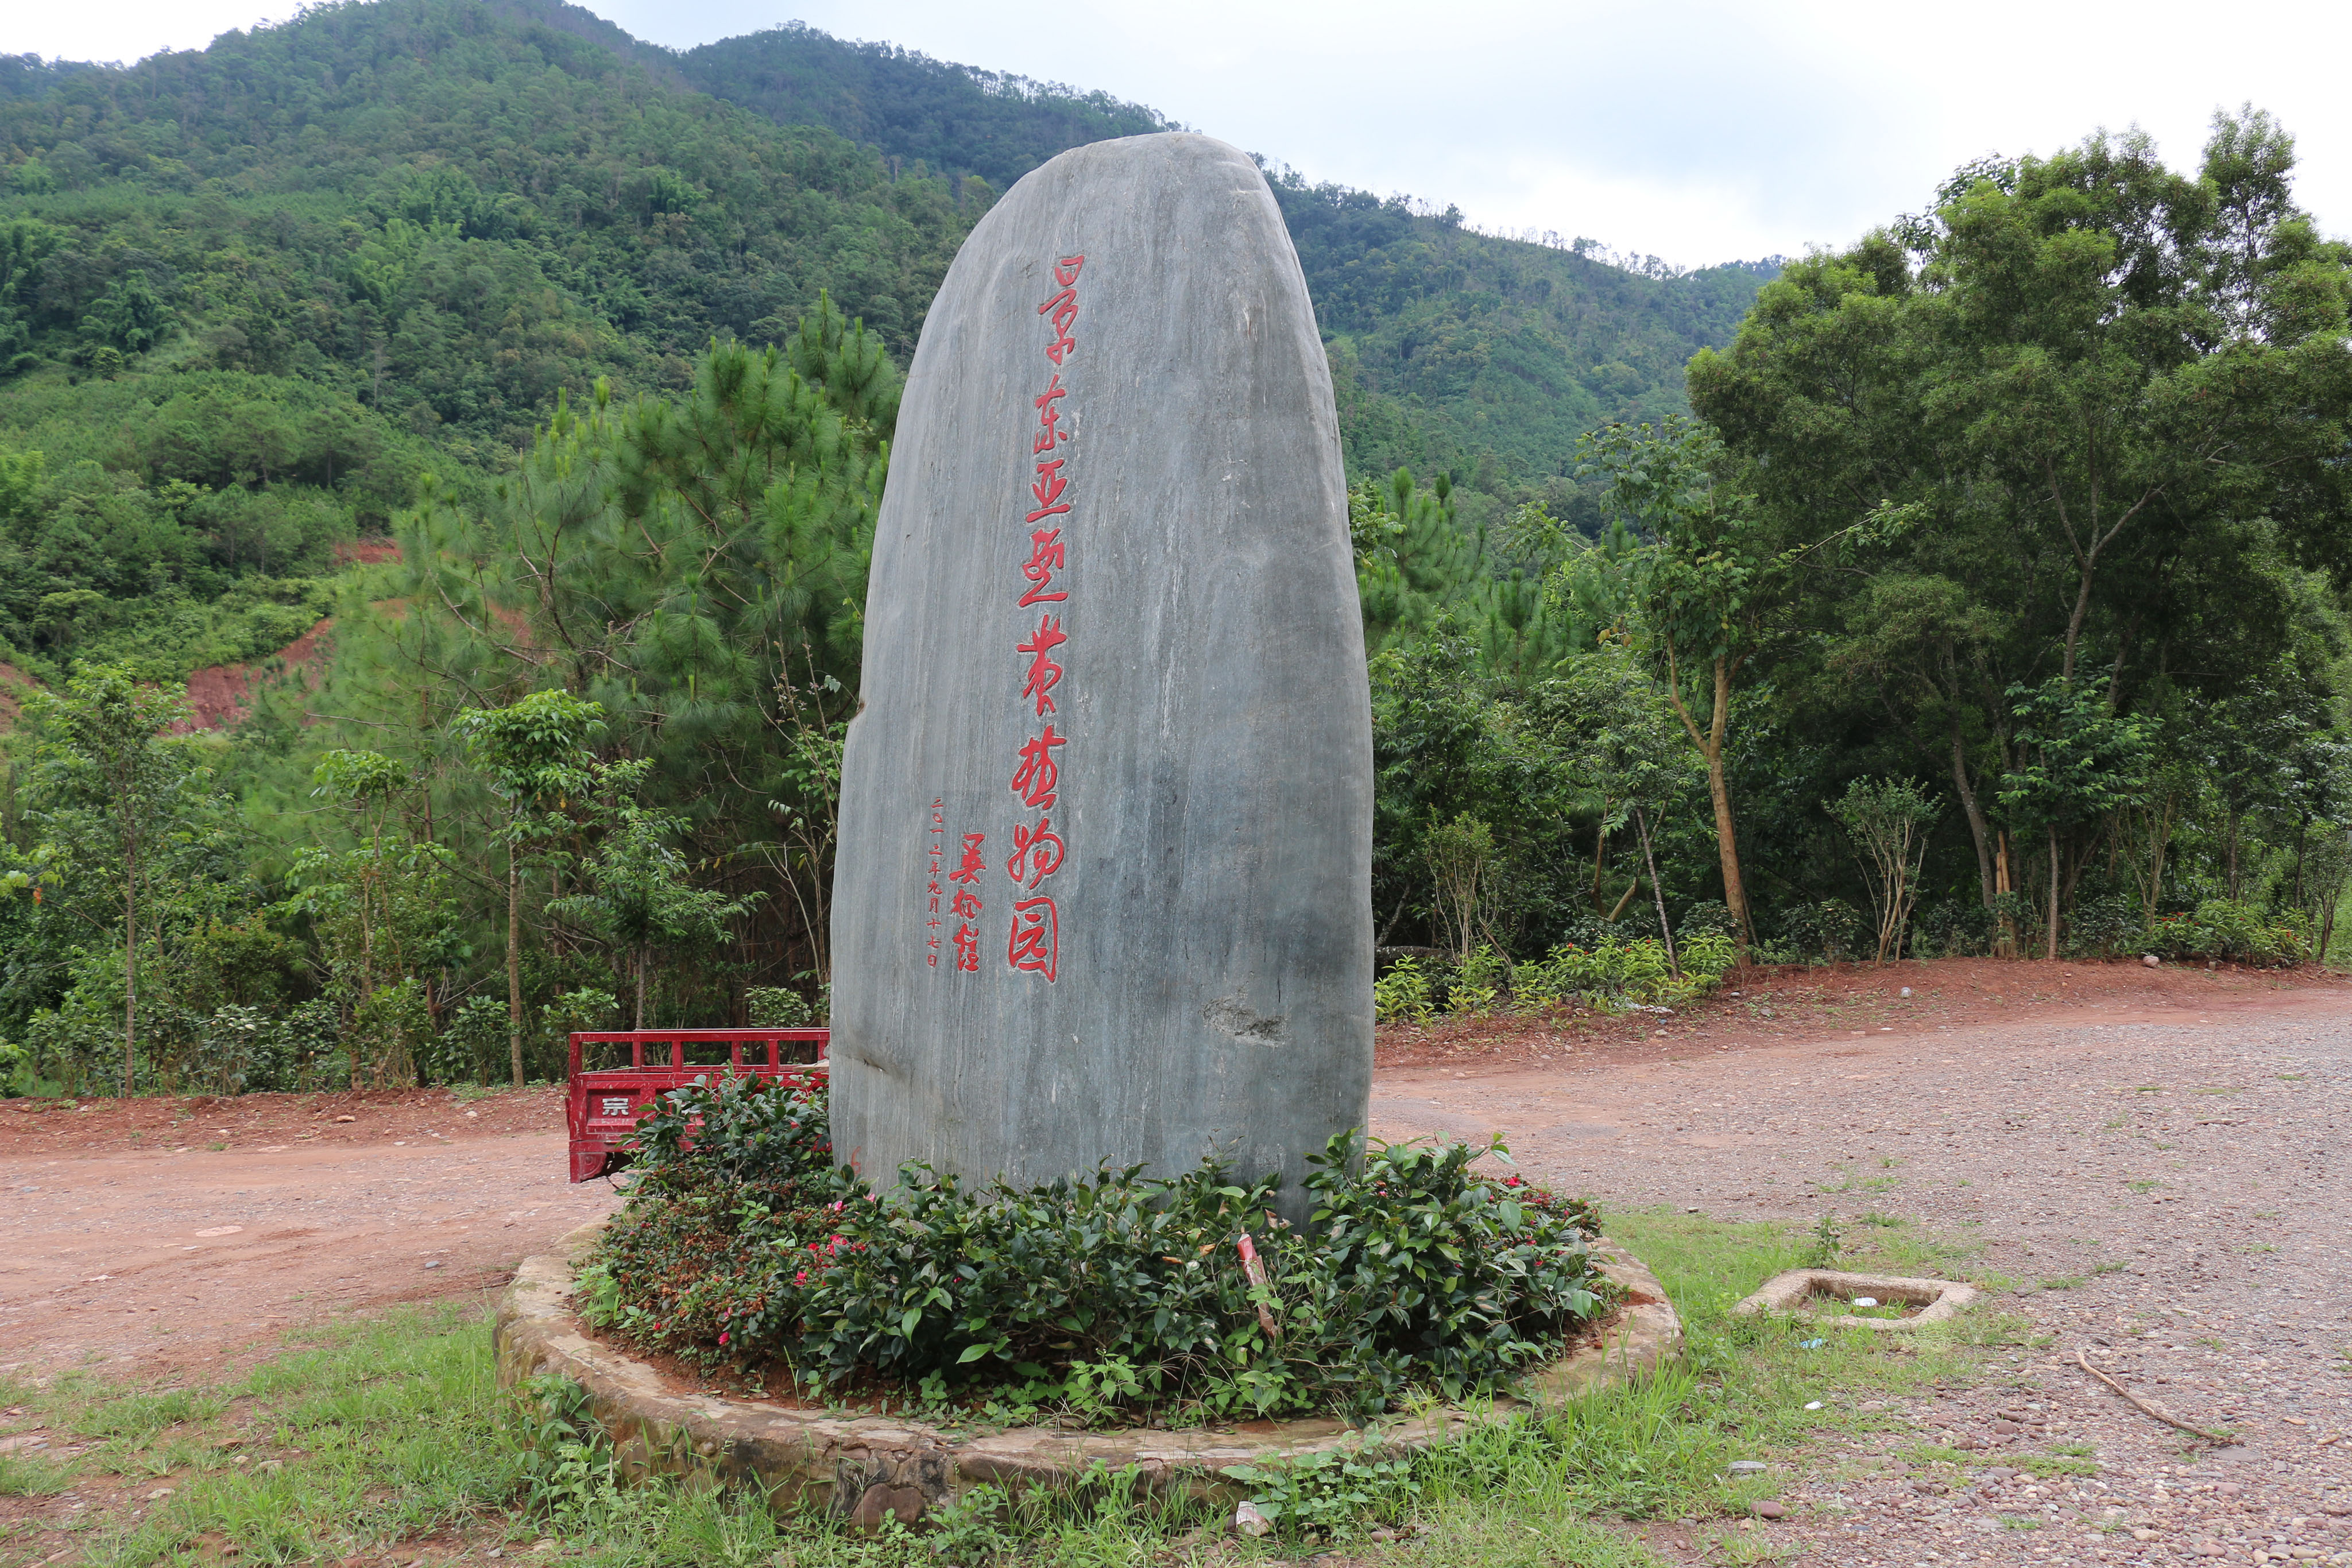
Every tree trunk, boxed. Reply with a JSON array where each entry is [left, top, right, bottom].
[[2045, 826, 2062, 962], [1664, 650, 1753, 954], [359, 876, 374, 1008], [2322, 831, 2350, 964], [1950, 719, 1995, 908], [1994, 831, 2016, 957], [507, 841, 525, 1089], [1632, 802, 1678, 977], [1701, 660, 1754, 951], [122, 830, 137, 1099], [1589, 823, 1608, 915], [634, 947, 648, 1032]]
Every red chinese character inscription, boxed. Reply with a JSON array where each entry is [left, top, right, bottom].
[[1010, 726, 1066, 810], [1018, 528, 1067, 607], [1018, 614, 1067, 717], [1007, 896, 1058, 980], [1007, 815, 1065, 890], [948, 833, 987, 885]]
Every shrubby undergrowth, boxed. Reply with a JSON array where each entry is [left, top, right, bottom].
[[585, 1075, 1608, 1423], [1375, 928, 1738, 1024]]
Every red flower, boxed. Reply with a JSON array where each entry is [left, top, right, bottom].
[[718, 1332, 730, 1345]]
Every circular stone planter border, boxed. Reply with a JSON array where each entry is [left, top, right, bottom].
[[493, 1223, 1680, 1527]]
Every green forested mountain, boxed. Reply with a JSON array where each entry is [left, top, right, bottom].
[[28, 3, 2328, 1108], [666, 24, 1776, 514], [0, 0, 1767, 686], [0, 0, 982, 687], [1270, 179, 1774, 514], [676, 24, 1177, 193]]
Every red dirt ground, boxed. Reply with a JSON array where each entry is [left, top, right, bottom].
[[1371, 953, 2352, 1071], [0, 1083, 568, 1159], [3, 957, 2345, 1389], [0, 660, 37, 724], [174, 617, 334, 732], [332, 537, 403, 566]]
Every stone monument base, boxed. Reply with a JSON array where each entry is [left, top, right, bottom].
[[492, 1224, 1681, 1527]]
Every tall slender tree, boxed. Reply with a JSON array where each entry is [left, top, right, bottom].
[[23, 665, 196, 1094], [455, 692, 605, 1087]]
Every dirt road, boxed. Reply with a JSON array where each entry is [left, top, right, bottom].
[[0, 1129, 618, 1377], [1371, 980, 2352, 1566], [3, 963, 2347, 1565]]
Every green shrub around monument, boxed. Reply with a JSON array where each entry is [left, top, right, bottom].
[[581, 1075, 1611, 1423]]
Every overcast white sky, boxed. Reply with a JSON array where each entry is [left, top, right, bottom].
[[22, 0, 2352, 268]]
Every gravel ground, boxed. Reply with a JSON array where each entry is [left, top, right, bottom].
[[2, 971, 2345, 1567], [1372, 988, 2352, 1567]]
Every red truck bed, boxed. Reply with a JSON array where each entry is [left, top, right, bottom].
[[566, 1029, 829, 1182]]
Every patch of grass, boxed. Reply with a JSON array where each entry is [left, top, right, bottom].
[[2013, 1452, 2099, 1478], [2094, 1261, 2131, 1275], [0, 1450, 76, 1496], [18, 1304, 524, 1568], [2129, 1179, 2162, 1193], [1602, 1207, 2013, 1453], [2036, 1276, 2088, 1291]]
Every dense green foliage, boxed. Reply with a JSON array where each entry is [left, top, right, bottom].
[[1275, 177, 1777, 513], [1364, 113, 2352, 975], [586, 1074, 1607, 1421], [667, 23, 1780, 518], [0, 0, 973, 691], [0, 0, 973, 416], [676, 24, 1175, 194], [1, 0, 2346, 1101]]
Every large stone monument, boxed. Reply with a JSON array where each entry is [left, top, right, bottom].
[[829, 133, 1371, 1222]]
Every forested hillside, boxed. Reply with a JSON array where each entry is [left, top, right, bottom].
[[5, 2, 2340, 1106], [674, 23, 1775, 515], [0, 0, 1768, 687], [0, 0, 981, 687], [676, 24, 1175, 192]]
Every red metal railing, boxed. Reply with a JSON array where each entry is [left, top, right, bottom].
[[564, 1029, 829, 1182]]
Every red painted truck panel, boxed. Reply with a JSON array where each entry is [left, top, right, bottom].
[[565, 1030, 829, 1182]]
